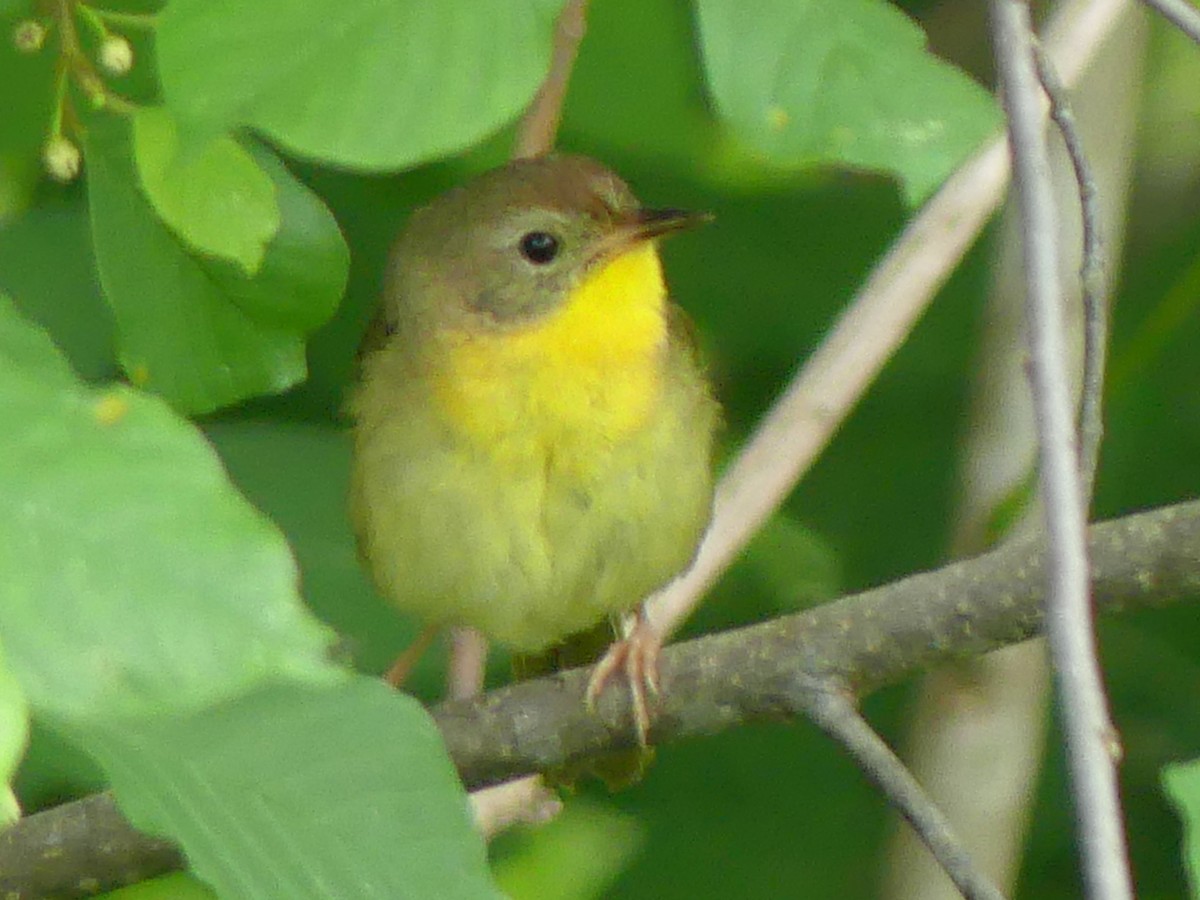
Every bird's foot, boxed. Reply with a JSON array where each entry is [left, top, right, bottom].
[[585, 609, 663, 745]]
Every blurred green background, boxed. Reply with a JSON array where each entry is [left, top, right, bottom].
[[4, 0, 1199, 897]]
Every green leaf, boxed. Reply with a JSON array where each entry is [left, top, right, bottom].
[[132, 106, 280, 274], [0, 641, 29, 825], [1165, 758, 1200, 899], [0, 292, 78, 386], [0, 1, 35, 18], [84, 113, 347, 413], [0, 196, 118, 381], [213, 143, 351, 332], [695, 0, 1000, 204], [79, 680, 500, 900], [0, 11, 56, 159], [156, 0, 563, 170], [100, 872, 217, 900], [0, 297, 340, 721]]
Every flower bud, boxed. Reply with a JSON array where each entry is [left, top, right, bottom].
[[43, 136, 82, 182], [13, 20, 46, 53], [99, 35, 133, 75]]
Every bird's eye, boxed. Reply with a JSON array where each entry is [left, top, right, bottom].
[[519, 231, 560, 265]]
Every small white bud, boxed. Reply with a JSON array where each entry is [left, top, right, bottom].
[[99, 35, 133, 75], [13, 20, 46, 53], [43, 136, 82, 182]]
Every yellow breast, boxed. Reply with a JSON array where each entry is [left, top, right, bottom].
[[432, 242, 669, 473]]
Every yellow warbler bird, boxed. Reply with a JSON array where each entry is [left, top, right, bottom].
[[349, 154, 718, 740]]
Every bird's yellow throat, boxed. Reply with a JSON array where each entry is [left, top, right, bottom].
[[434, 242, 668, 463]]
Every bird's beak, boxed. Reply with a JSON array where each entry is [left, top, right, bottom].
[[623, 208, 714, 242]]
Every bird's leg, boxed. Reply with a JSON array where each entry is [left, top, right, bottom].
[[585, 605, 663, 745], [383, 623, 440, 688], [446, 626, 489, 700]]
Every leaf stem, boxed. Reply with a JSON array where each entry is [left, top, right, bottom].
[[80, 5, 157, 30]]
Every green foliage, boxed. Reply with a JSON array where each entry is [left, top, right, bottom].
[[85, 115, 348, 412], [0, 642, 29, 824], [101, 872, 216, 899], [132, 106, 280, 274], [2, 1, 1196, 899], [743, 511, 841, 613], [0, 297, 340, 721], [1165, 759, 1200, 898], [695, 0, 1000, 203], [0, 297, 497, 894], [155, 0, 565, 169], [78, 680, 498, 900], [0, 197, 116, 380], [493, 801, 644, 899]]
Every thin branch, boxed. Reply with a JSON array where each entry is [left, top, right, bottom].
[[511, 0, 590, 159], [1032, 41, 1108, 501], [5, 500, 1199, 898], [990, 2, 1132, 899], [1137, 0, 1200, 44], [645, 0, 1131, 644], [805, 688, 1004, 900], [470, 777, 562, 839]]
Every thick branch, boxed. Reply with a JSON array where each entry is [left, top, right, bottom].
[[0, 793, 182, 899], [3, 500, 1198, 897], [439, 500, 1200, 786]]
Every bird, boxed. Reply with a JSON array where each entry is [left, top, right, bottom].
[[348, 154, 719, 743]]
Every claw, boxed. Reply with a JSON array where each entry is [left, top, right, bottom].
[[585, 608, 663, 745]]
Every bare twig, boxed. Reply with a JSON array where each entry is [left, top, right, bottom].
[[5, 500, 1199, 898], [646, 137, 1011, 640], [886, 14, 1144, 895], [1032, 41, 1108, 500], [990, 1, 1132, 898], [511, 0, 590, 159], [470, 777, 562, 839], [805, 688, 1005, 900], [645, 0, 1131, 645], [1137, 0, 1200, 44]]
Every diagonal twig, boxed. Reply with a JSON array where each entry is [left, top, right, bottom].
[[645, 0, 1132, 645], [806, 687, 1004, 900], [1137, 0, 1200, 44], [511, 0, 590, 159]]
